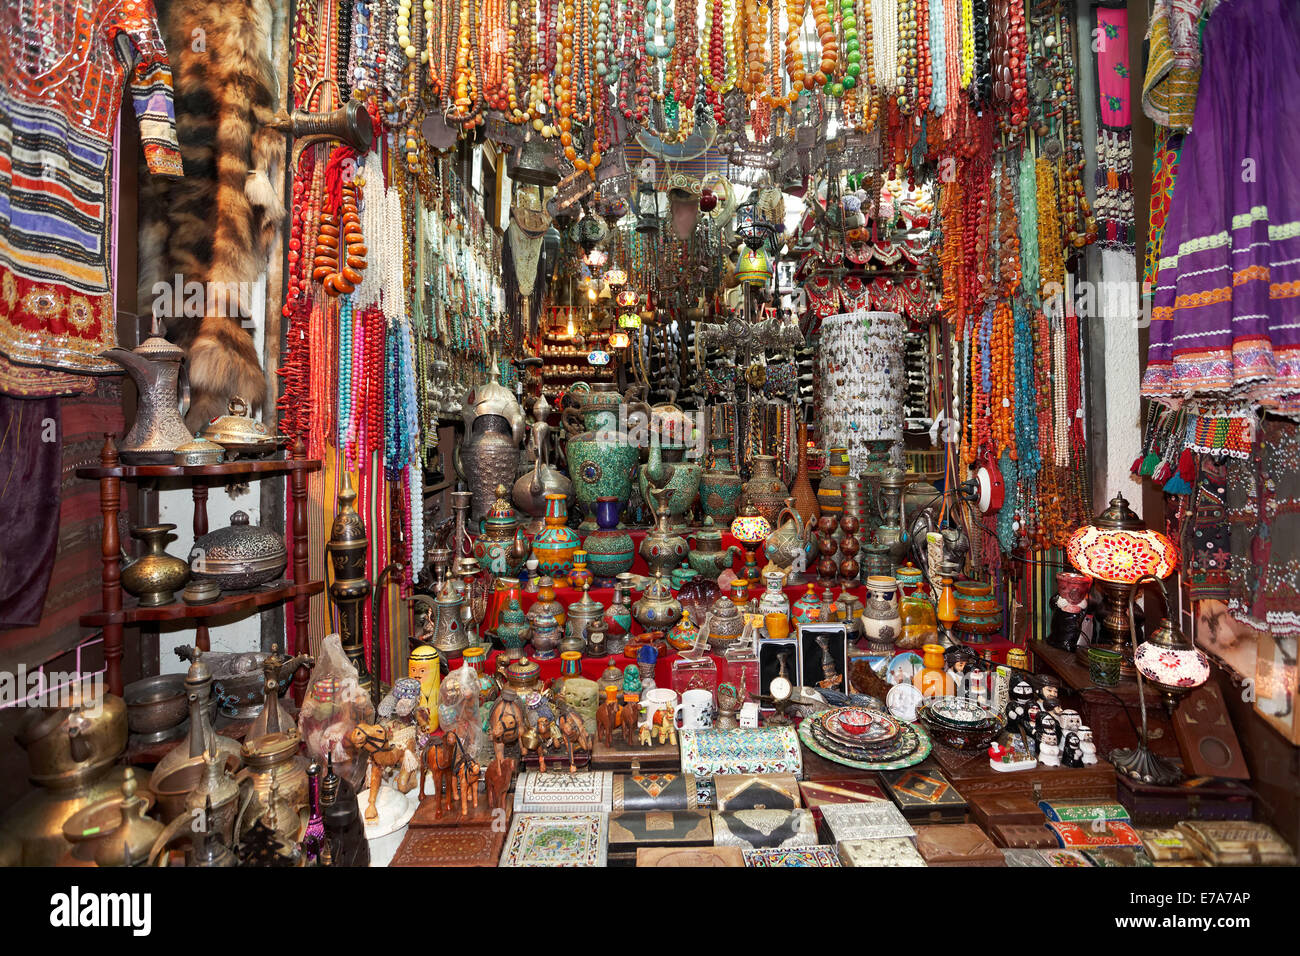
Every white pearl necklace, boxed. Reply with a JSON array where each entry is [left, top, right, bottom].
[[873, 0, 899, 87]]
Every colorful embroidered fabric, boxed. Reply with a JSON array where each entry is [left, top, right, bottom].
[[1095, 6, 1131, 129], [0, 0, 182, 397], [1142, 0, 1207, 132], [1143, 128, 1185, 288], [1226, 417, 1300, 636], [1189, 414, 1253, 458], [1141, 0, 1300, 417], [1182, 454, 1230, 602]]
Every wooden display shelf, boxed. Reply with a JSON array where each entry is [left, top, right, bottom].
[[80, 579, 324, 627], [74, 457, 320, 481], [82, 435, 320, 702]]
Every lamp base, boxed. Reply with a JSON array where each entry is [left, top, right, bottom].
[[1109, 742, 1183, 787]]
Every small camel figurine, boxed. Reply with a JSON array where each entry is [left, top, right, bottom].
[[420, 731, 461, 817], [347, 723, 403, 823], [595, 695, 620, 748], [520, 717, 554, 772], [449, 735, 481, 817], [484, 755, 515, 809], [550, 704, 591, 774]]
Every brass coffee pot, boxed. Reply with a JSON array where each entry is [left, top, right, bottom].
[[101, 320, 193, 464]]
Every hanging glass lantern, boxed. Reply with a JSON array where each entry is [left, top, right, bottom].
[[604, 268, 627, 288], [616, 289, 639, 309], [618, 311, 642, 329], [609, 330, 631, 348]]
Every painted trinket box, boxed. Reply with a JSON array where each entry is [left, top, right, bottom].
[[679, 726, 803, 777], [499, 812, 609, 867], [743, 844, 842, 867], [880, 765, 969, 824]]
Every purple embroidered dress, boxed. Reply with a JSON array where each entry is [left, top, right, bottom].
[[1141, 0, 1300, 416]]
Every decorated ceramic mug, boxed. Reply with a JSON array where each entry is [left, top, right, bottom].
[[675, 688, 716, 730]]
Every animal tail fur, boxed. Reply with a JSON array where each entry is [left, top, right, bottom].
[[150, 0, 283, 429]]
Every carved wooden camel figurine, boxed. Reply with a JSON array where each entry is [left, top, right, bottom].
[[346, 722, 404, 823]]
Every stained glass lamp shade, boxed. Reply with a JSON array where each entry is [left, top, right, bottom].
[[730, 510, 772, 546], [1065, 494, 1179, 654], [1065, 526, 1179, 584]]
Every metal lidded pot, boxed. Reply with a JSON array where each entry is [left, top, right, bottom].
[[190, 510, 288, 590], [199, 396, 279, 458]]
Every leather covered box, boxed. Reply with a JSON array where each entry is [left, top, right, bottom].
[[611, 772, 707, 811], [711, 809, 818, 849], [714, 773, 801, 811], [591, 735, 681, 772], [390, 825, 505, 867], [1117, 775, 1254, 826], [880, 765, 969, 824], [969, 793, 1046, 831], [608, 810, 714, 867], [636, 846, 746, 866], [989, 822, 1057, 849], [797, 777, 888, 807], [913, 824, 1004, 866]]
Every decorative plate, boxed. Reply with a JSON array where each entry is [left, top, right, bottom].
[[926, 696, 1001, 727], [809, 712, 918, 762], [798, 716, 933, 771], [886, 683, 923, 722], [818, 706, 900, 746], [885, 651, 925, 685]]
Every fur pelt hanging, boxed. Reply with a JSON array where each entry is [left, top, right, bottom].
[[137, 0, 284, 430]]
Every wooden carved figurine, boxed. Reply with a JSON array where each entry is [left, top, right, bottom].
[[488, 691, 526, 764], [346, 722, 403, 823], [420, 731, 461, 817], [520, 717, 554, 772], [449, 734, 481, 817], [551, 703, 591, 773], [595, 687, 621, 747], [485, 756, 516, 809], [619, 699, 642, 747]]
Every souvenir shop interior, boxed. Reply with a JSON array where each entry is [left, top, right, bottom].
[[0, 0, 1297, 871]]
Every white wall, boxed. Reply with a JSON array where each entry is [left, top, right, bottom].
[[158, 273, 269, 674]]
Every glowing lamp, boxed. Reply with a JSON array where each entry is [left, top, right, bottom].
[[618, 311, 642, 329], [1110, 574, 1211, 787], [604, 268, 627, 287], [617, 289, 639, 309], [1065, 494, 1179, 655], [609, 330, 631, 349], [731, 506, 772, 591]]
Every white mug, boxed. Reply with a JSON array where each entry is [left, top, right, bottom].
[[642, 687, 678, 726], [676, 688, 716, 730]]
